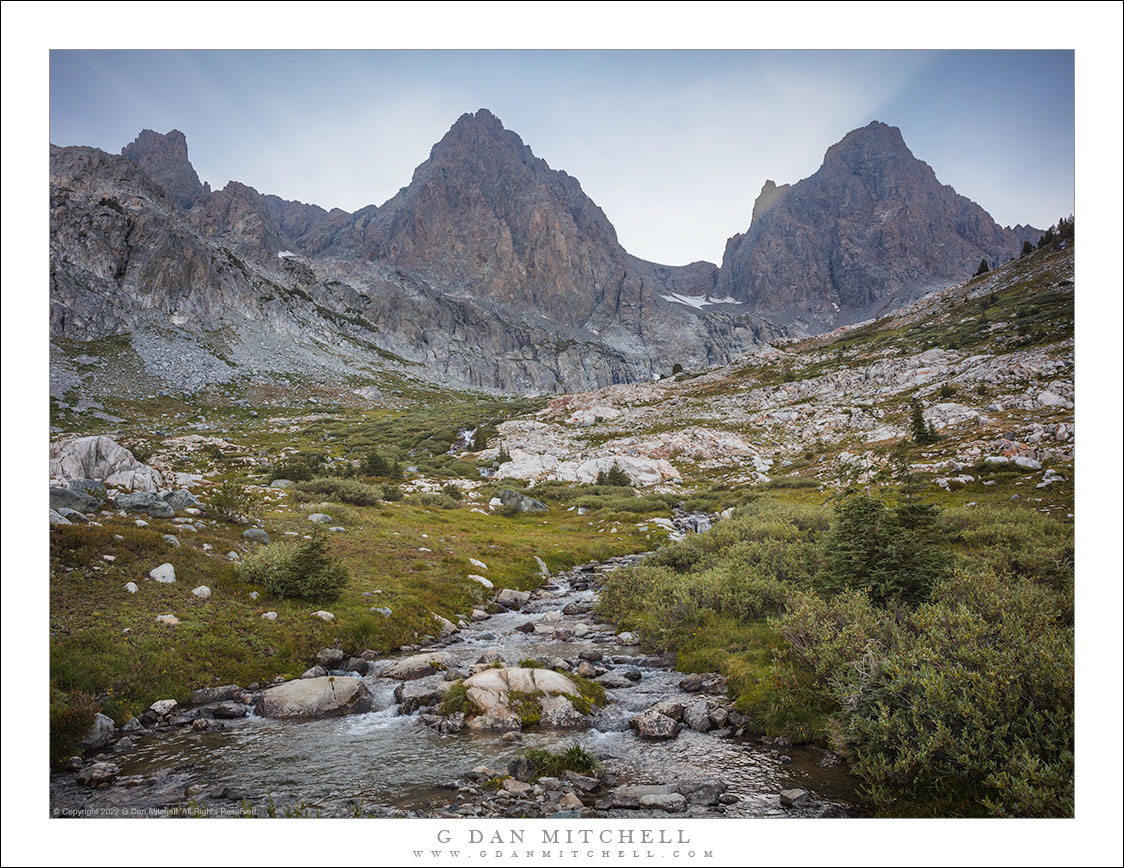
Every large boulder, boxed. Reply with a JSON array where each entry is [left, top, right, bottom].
[[464, 667, 578, 702], [149, 563, 176, 583], [163, 489, 202, 512], [379, 652, 451, 681], [394, 674, 451, 713], [466, 711, 523, 732], [629, 707, 681, 739], [610, 784, 677, 808], [498, 489, 548, 513], [597, 671, 637, 689], [683, 699, 712, 732], [115, 491, 175, 517], [69, 478, 108, 501], [188, 684, 242, 706], [257, 676, 373, 719], [539, 694, 587, 729], [212, 702, 249, 719], [495, 451, 680, 488], [76, 762, 120, 788], [679, 672, 728, 695], [678, 779, 729, 806], [496, 588, 531, 609], [49, 435, 165, 492], [50, 486, 100, 513], [639, 792, 687, 812], [77, 712, 116, 751], [462, 667, 585, 730], [432, 614, 457, 636], [316, 647, 345, 669]]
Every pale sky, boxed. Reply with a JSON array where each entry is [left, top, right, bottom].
[[50, 50, 1074, 266]]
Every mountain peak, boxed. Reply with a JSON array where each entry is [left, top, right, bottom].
[[121, 128, 207, 209], [822, 120, 915, 172], [430, 108, 526, 161], [718, 120, 1033, 328], [460, 107, 504, 130]]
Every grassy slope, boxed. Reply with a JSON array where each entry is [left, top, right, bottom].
[[49, 372, 671, 764]]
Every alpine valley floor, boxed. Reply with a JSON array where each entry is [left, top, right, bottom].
[[49, 243, 1074, 818]]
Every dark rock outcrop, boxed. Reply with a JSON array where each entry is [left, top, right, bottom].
[[122, 129, 209, 210], [498, 489, 548, 513]]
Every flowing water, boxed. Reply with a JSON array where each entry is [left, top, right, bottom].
[[52, 553, 862, 818]]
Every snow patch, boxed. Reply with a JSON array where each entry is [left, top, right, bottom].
[[660, 292, 743, 309]]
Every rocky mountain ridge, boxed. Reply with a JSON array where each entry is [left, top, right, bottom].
[[51, 113, 1042, 396]]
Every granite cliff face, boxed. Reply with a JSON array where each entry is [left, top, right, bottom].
[[716, 122, 1039, 331], [188, 180, 348, 256], [50, 144, 237, 339], [332, 109, 630, 326]]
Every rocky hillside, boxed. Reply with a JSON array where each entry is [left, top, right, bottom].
[[481, 241, 1073, 514], [716, 122, 1041, 332]]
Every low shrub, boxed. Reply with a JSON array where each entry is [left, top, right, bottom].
[[361, 451, 400, 478], [339, 615, 384, 653], [441, 680, 481, 716], [597, 491, 1074, 815], [570, 494, 668, 514], [208, 478, 263, 524], [682, 492, 722, 514], [271, 451, 325, 482], [405, 492, 460, 510], [508, 690, 542, 725], [566, 673, 607, 714], [595, 462, 631, 487], [818, 495, 949, 607], [294, 477, 382, 506], [237, 532, 349, 601]]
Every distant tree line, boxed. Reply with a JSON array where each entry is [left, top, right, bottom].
[[1021, 214, 1075, 258]]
